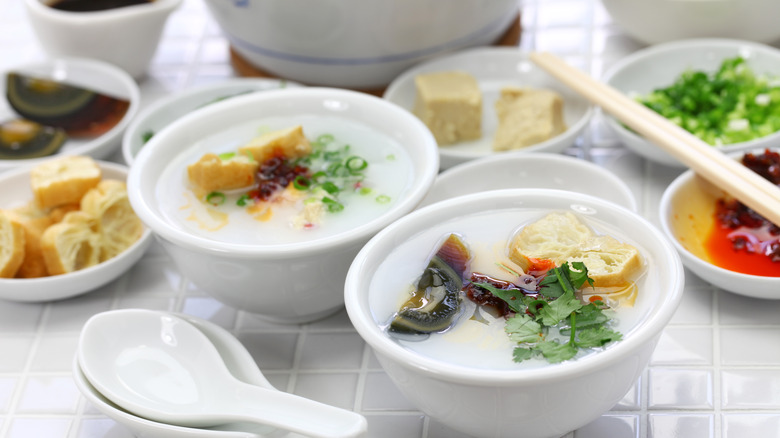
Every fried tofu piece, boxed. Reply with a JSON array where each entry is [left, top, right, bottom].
[[81, 179, 144, 261], [30, 156, 102, 209], [493, 87, 566, 151], [0, 211, 25, 278], [238, 125, 311, 164], [187, 153, 258, 193], [40, 211, 100, 276], [413, 71, 482, 145], [4, 205, 52, 278], [509, 212, 642, 287]]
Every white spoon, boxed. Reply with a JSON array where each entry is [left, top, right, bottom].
[[78, 309, 367, 438]]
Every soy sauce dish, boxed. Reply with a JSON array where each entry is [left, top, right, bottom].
[[345, 189, 684, 438], [128, 87, 438, 323]]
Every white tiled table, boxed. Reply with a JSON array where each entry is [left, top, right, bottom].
[[1, 0, 780, 437]]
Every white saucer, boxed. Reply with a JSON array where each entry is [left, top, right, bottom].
[[384, 47, 593, 169], [0, 57, 140, 170], [122, 78, 302, 165]]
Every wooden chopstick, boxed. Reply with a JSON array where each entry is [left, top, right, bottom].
[[529, 51, 780, 226]]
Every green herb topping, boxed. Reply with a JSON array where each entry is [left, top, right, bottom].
[[478, 262, 622, 364], [637, 56, 780, 146]]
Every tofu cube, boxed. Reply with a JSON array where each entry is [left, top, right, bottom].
[[238, 125, 311, 164], [30, 156, 102, 209], [187, 153, 258, 192], [413, 71, 482, 145], [492, 87, 566, 151]]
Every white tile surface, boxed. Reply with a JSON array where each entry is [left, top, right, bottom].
[[1, 0, 779, 436]]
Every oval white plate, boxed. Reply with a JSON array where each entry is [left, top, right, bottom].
[[0, 160, 152, 302], [122, 78, 302, 165], [419, 153, 637, 212], [384, 47, 593, 169], [0, 58, 140, 171]]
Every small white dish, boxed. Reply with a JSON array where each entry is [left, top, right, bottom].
[[659, 148, 780, 299], [0, 58, 140, 171], [0, 160, 152, 302], [73, 311, 299, 438], [123, 78, 303, 165], [419, 153, 637, 211], [603, 38, 780, 167], [384, 47, 594, 169]]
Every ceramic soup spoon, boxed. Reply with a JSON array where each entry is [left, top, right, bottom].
[[78, 309, 367, 438]]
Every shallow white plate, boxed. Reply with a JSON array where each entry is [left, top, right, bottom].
[[0, 58, 140, 171], [419, 153, 637, 212], [122, 78, 302, 165], [384, 47, 594, 169], [0, 160, 152, 302]]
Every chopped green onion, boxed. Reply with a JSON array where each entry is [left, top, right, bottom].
[[317, 134, 335, 144], [321, 181, 340, 195], [293, 175, 311, 190], [218, 152, 236, 160], [345, 156, 368, 172], [141, 130, 154, 144], [386, 154, 396, 161], [376, 194, 391, 204], [359, 187, 373, 195], [236, 194, 250, 206], [206, 191, 226, 206], [321, 196, 344, 212]]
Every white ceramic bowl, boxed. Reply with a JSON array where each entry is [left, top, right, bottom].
[[122, 78, 302, 165], [384, 47, 594, 170], [73, 311, 295, 438], [128, 87, 439, 323], [419, 153, 637, 212], [202, 0, 519, 89], [24, 0, 181, 79], [601, 0, 780, 45], [345, 188, 684, 438], [603, 38, 780, 167], [659, 149, 780, 299], [0, 58, 140, 171], [0, 160, 152, 302]]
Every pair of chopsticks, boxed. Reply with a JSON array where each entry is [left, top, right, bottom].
[[530, 52, 780, 227]]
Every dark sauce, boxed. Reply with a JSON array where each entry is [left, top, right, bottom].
[[248, 155, 310, 202], [48, 0, 153, 12], [463, 273, 539, 319]]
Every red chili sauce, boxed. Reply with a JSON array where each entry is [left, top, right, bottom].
[[704, 149, 780, 277]]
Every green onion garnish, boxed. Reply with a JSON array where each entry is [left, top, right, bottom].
[[317, 133, 335, 144], [236, 194, 250, 206], [359, 187, 373, 195], [218, 152, 236, 160], [345, 156, 368, 172], [376, 194, 391, 204], [322, 196, 344, 212], [141, 130, 154, 144], [293, 175, 311, 190], [206, 192, 226, 206], [321, 181, 340, 195]]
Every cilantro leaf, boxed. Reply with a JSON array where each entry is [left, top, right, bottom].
[[576, 326, 623, 348], [512, 347, 537, 363], [536, 340, 578, 363], [473, 282, 528, 313], [505, 314, 543, 343], [569, 303, 609, 330], [539, 262, 591, 298], [537, 292, 582, 326]]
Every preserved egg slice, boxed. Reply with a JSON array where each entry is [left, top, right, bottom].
[[389, 234, 471, 335], [0, 119, 66, 159], [6, 72, 130, 137]]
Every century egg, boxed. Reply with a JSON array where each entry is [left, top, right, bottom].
[[46, 0, 154, 12], [0, 119, 66, 159], [6, 72, 129, 137]]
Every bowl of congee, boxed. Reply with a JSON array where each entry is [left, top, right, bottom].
[[127, 88, 439, 322], [345, 188, 684, 438]]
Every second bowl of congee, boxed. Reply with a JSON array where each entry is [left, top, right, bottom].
[[345, 188, 684, 438]]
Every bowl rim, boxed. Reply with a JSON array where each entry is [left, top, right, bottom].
[[122, 78, 303, 166], [602, 38, 780, 159], [423, 152, 639, 212], [345, 188, 685, 384], [127, 86, 439, 257], [658, 150, 780, 287], [0, 160, 153, 302]]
